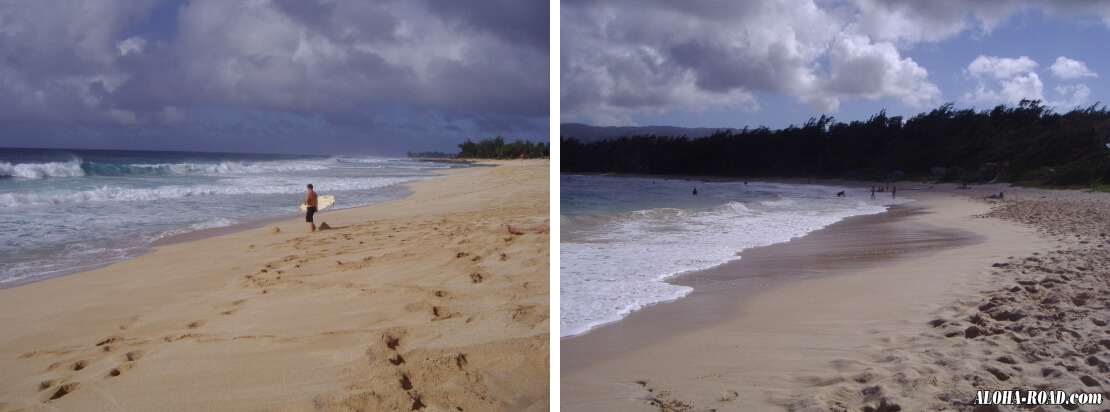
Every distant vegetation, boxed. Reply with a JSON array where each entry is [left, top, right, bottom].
[[457, 136, 549, 159], [563, 100, 1110, 188], [407, 151, 456, 159]]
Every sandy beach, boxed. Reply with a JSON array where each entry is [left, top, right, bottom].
[[562, 183, 1110, 411], [0, 160, 549, 411]]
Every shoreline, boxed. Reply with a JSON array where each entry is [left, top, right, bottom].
[[0, 168, 442, 290], [0, 159, 550, 411], [559, 174, 916, 339], [561, 183, 1108, 411], [562, 199, 979, 371]]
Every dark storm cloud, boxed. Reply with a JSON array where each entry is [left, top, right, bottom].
[[0, 0, 548, 154], [424, 0, 549, 50]]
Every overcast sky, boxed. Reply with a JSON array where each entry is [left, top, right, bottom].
[[562, 0, 1110, 130], [0, 0, 548, 155]]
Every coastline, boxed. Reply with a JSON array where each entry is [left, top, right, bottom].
[[559, 174, 916, 339], [0, 156, 452, 291], [0, 159, 550, 411], [562, 183, 1107, 411], [562, 200, 979, 371]]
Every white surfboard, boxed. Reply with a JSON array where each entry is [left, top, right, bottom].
[[300, 195, 335, 213]]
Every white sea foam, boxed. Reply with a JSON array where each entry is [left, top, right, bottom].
[[561, 177, 911, 337], [163, 160, 332, 175], [0, 151, 445, 286], [0, 161, 85, 178], [0, 175, 422, 208]]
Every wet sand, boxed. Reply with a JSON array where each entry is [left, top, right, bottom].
[[563, 202, 979, 373]]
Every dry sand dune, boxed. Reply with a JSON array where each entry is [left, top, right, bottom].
[[0, 160, 549, 411]]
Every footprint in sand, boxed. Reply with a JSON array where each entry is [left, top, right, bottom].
[[389, 354, 406, 366], [469, 273, 484, 284], [39, 379, 59, 391], [430, 306, 459, 321], [47, 382, 80, 401], [108, 363, 132, 377], [383, 333, 403, 352], [72, 359, 93, 371]]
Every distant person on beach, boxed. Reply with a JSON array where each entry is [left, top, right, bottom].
[[837, 191, 845, 197], [692, 187, 697, 195], [304, 184, 318, 232], [871, 186, 876, 199], [892, 186, 897, 198]]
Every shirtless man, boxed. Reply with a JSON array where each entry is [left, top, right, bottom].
[[304, 184, 318, 232]]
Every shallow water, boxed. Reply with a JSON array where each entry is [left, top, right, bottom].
[[560, 175, 910, 337]]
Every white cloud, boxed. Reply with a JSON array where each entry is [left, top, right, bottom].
[[963, 54, 1097, 108], [116, 37, 147, 56], [963, 56, 1044, 106], [1049, 56, 1097, 79], [1052, 84, 1093, 108], [966, 55, 1039, 80], [824, 34, 940, 109], [562, 0, 945, 123], [999, 72, 1045, 103]]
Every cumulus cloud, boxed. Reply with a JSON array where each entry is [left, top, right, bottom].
[[962, 55, 1097, 109], [1055, 84, 1093, 108], [562, 0, 1110, 126], [561, 0, 946, 125], [966, 55, 1039, 79], [1050, 56, 1097, 79], [963, 56, 1044, 105], [116, 37, 147, 56], [0, 0, 548, 153], [823, 34, 940, 111]]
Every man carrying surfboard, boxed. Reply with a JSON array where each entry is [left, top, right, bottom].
[[304, 184, 318, 232]]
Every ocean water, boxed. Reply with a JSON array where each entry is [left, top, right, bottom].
[[560, 175, 911, 337], [0, 148, 465, 286]]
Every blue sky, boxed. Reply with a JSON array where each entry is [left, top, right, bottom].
[[561, 1, 1110, 130], [0, 0, 549, 155]]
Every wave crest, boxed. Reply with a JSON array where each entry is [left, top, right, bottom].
[[0, 161, 86, 178]]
